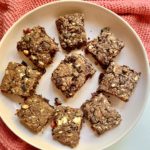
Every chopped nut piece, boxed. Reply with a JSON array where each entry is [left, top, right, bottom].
[[98, 62, 141, 101], [56, 13, 87, 51], [81, 93, 121, 135], [31, 55, 37, 60], [85, 27, 124, 68], [52, 106, 83, 148], [111, 83, 116, 87], [38, 61, 44, 66], [17, 26, 59, 69], [134, 76, 139, 81], [21, 104, 29, 109], [0, 62, 43, 97], [51, 53, 96, 98], [23, 50, 29, 55], [17, 94, 54, 133], [58, 131, 63, 134], [58, 116, 68, 125], [73, 117, 81, 124]]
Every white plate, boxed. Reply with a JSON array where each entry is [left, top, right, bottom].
[[0, 1, 149, 150]]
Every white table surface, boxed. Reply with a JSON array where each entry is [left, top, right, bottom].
[[106, 97, 150, 150]]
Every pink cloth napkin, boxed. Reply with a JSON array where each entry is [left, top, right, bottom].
[[0, 0, 150, 149]]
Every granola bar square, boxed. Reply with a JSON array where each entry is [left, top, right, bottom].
[[98, 62, 141, 101], [17, 94, 54, 132], [17, 26, 59, 69], [51, 106, 83, 148], [81, 93, 121, 135], [51, 53, 96, 98], [0, 62, 43, 97], [85, 27, 124, 68], [56, 13, 87, 51]]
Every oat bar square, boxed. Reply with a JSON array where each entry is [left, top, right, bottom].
[[0, 62, 43, 97], [81, 93, 121, 135], [51, 106, 83, 148], [17, 26, 59, 69], [56, 13, 87, 51], [85, 27, 124, 68], [51, 53, 96, 98], [17, 94, 54, 132], [98, 62, 141, 101]]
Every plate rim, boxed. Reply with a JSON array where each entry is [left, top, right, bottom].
[[0, 1, 150, 149]]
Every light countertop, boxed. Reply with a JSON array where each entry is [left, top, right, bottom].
[[106, 97, 150, 150]]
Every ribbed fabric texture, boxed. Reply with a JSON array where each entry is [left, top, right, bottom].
[[0, 0, 150, 149]]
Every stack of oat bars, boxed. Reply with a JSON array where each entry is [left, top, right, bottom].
[[0, 13, 141, 148]]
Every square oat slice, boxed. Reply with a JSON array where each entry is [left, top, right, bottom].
[[56, 13, 87, 51], [51, 53, 96, 98], [51, 106, 83, 148], [85, 27, 124, 68], [0, 62, 43, 97], [81, 93, 121, 135], [17, 94, 54, 133], [17, 26, 59, 69], [98, 62, 141, 102]]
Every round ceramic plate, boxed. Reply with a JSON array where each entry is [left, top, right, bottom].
[[0, 1, 149, 150]]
